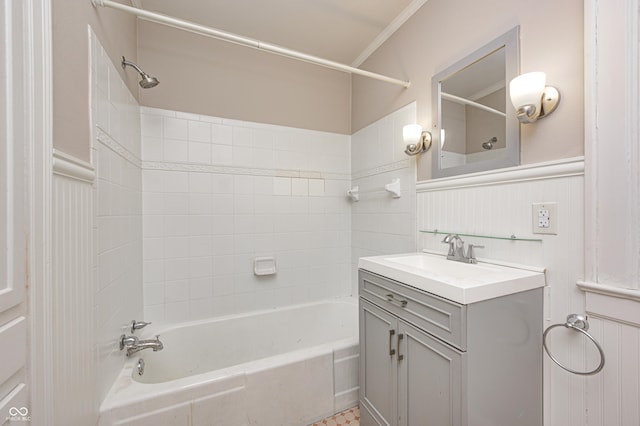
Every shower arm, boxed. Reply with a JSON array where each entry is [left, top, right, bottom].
[[122, 57, 145, 76], [91, 0, 411, 89]]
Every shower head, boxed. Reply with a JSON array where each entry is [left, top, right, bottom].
[[121, 56, 159, 89], [482, 136, 498, 150]]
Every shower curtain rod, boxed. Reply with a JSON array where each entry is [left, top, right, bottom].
[[91, 0, 412, 88]]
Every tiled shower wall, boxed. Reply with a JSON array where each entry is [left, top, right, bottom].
[[140, 107, 352, 322], [90, 30, 143, 403], [350, 102, 417, 294]]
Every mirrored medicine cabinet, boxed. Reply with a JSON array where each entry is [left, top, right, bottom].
[[431, 27, 520, 178]]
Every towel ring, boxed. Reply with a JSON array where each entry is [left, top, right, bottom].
[[542, 314, 605, 376]]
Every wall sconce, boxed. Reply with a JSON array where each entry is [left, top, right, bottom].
[[403, 124, 432, 156], [509, 72, 560, 124]]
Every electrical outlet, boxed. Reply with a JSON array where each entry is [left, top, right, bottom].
[[532, 202, 557, 234]]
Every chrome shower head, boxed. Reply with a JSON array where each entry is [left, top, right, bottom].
[[482, 136, 497, 150], [139, 74, 159, 89], [122, 56, 159, 89]]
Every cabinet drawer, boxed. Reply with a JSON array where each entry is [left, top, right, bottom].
[[359, 270, 467, 351]]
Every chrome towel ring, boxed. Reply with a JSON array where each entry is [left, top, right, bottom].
[[542, 314, 605, 376]]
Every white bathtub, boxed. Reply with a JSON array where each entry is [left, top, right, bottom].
[[99, 298, 359, 426]]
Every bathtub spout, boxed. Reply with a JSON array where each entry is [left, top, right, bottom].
[[126, 335, 164, 357]]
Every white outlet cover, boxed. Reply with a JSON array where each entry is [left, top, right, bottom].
[[532, 202, 557, 234]]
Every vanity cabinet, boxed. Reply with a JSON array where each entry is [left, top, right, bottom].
[[358, 269, 542, 426]]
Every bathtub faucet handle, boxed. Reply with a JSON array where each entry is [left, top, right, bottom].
[[119, 334, 139, 350], [131, 320, 152, 334]]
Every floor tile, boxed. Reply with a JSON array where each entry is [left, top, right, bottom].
[[310, 406, 360, 426]]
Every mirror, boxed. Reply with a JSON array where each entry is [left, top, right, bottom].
[[432, 27, 520, 178]]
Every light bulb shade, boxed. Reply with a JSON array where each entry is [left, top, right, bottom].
[[403, 124, 423, 144], [509, 72, 546, 110]]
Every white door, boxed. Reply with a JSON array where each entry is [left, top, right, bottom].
[[0, 0, 30, 421]]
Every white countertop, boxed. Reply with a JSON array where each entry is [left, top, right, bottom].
[[358, 252, 546, 304]]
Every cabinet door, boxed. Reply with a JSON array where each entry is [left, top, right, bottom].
[[359, 299, 398, 426], [397, 320, 463, 426]]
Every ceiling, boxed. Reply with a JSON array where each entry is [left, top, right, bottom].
[[137, 0, 426, 66]]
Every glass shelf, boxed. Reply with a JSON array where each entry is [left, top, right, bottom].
[[420, 229, 543, 242]]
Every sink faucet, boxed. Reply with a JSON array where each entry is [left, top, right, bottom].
[[120, 334, 164, 357], [442, 234, 464, 258], [442, 234, 483, 264]]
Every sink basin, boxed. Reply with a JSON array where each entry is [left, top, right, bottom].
[[358, 252, 545, 304]]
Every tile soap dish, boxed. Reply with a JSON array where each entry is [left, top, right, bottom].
[[254, 256, 277, 276]]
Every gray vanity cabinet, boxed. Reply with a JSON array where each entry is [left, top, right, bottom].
[[359, 299, 398, 425], [358, 269, 542, 426]]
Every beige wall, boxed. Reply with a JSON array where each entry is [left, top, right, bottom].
[[53, 0, 138, 162], [137, 21, 352, 135], [351, 0, 583, 180]]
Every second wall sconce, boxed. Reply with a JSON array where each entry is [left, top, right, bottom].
[[403, 124, 432, 156], [509, 72, 560, 124]]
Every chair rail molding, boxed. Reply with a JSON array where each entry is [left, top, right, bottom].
[[577, 280, 640, 326], [416, 156, 584, 192], [52, 149, 95, 183]]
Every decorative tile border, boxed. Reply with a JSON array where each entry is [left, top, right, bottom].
[[95, 127, 141, 168], [352, 159, 412, 180], [141, 160, 351, 181], [95, 126, 352, 181]]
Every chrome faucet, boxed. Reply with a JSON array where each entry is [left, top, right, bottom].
[[442, 234, 484, 264], [120, 334, 164, 357]]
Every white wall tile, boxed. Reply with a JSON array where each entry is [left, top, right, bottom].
[[189, 194, 213, 215], [350, 103, 417, 296], [189, 278, 214, 300], [188, 120, 211, 143], [232, 146, 253, 167], [142, 137, 163, 161], [163, 117, 188, 140], [92, 32, 143, 405], [233, 175, 253, 194], [164, 172, 189, 193], [309, 179, 325, 197], [292, 178, 309, 196], [164, 139, 188, 162], [141, 114, 163, 138], [143, 170, 165, 193], [233, 126, 252, 147], [189, 172, 212, 193], [273, 177, 291, 196], [188, 142, 212, 164], [165, 236, 189, 259], [211, 174, 234, 194], [144, 282, 165, 306], [140, 107, 352, 322], [212, 124, 233, 145], [212, 144, 233, 165], [252, 148, 275, 169]]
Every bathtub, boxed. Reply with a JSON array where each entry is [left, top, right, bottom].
[[99, 298, 359, 426]]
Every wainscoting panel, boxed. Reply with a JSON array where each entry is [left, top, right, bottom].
[[52, 152, 96, 425], [417, 158, 588, 425], [577, 286, 640, 426]]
